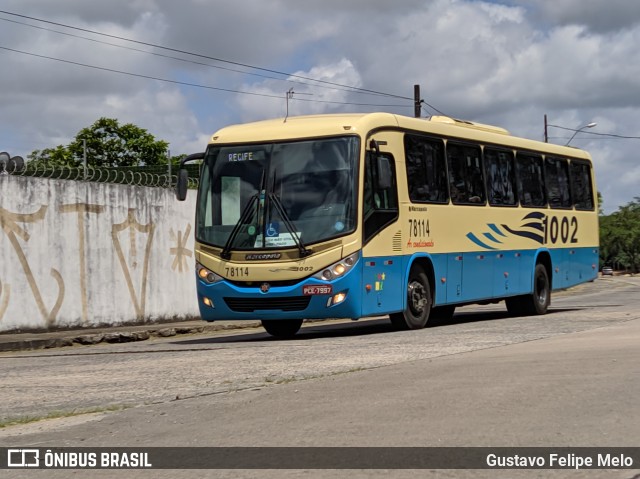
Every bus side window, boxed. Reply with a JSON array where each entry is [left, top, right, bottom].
[[446, 143, 486, 205], [484, 148, 516, 206], [516, 153, 546, 207], [545, 157, 572, 209], [363, 152, 399, 243], [570, 161, 595, 210], [404, 134, 449, 203]]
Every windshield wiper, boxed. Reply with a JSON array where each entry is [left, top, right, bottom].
[[220, 169, 311, 259], [268, 169, 311, 258], [269, 192, 312, 258]]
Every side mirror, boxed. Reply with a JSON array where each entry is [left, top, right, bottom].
[[175, 151, 205, 201], [176, 169, 189, 201], [376, 156, 392, 190]]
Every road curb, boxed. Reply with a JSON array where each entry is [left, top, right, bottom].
[[0, 321, 263, 353]]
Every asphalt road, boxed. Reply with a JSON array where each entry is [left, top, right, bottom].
[[1, 276, 639, 479]]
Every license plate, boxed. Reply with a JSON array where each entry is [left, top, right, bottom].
[[303, 285, 333, 296]]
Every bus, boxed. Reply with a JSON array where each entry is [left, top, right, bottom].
[[176, 113, 599, 338]]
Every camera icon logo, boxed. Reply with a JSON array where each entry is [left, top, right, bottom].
[[7, 449, 40, 468]]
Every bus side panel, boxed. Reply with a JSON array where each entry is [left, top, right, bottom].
[[422, 253, 448, 306], [360, 255, 404, 317], [461, 251, 494, 301], [445, 253, 462, 303], [518, 249, 538, 295], [493, 251, 521, 298], [554, 246, 599, 290], [549, 248, 565, 289]]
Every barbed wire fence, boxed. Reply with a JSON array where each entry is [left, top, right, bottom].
[[0, 160, 200, 190]]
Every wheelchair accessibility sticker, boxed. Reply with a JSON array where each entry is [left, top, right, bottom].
[[254, 222, 301, 248]]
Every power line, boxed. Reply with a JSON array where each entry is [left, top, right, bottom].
[[420, 100, 447, 117], [0, 46, 280, 99], [548, 136, 640, 141], [0, 9, 412, 101], [0, 16, 377, 97], [548, 124, 640, 140], [0, 45, 412, 109]]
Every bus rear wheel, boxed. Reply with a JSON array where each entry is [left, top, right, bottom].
[[390, 264, 432, 330], [261, 319, 303, 339], [506, 263, 550, 316]]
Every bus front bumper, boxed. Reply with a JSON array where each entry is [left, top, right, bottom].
[[196, 268, 362, 322]]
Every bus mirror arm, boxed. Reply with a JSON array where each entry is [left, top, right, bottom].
[[175, 152, 205, 201]]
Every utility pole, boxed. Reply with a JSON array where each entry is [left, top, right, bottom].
[[414, 84, 421, 118], [544, 114, 548, 143]]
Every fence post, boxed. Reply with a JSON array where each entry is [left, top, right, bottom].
[[167, 150, 171, 187], [83, 139, 87, 180]]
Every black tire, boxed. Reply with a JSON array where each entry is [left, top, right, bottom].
[[261, 319, 303, 339], [390, 265, 432, 330], [506, 263, 550, 316]]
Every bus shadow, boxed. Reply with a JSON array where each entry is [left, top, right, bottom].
[[173, 319, 394, 345], [173, 306, 583, 345]]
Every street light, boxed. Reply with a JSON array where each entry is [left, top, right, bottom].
[[543, 115, 597, 145], [564, 122, 597, 146]]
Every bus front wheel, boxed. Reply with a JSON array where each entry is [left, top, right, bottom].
[[261, 319, 303, 339], [506, 263, 550, 316], [390, 265, 432, 330]]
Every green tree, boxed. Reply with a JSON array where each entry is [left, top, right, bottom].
[[599, 197, 640, 273], [597, 191, 604, 216], [28, 118, 169, 168], [27, 144, 77, 168]]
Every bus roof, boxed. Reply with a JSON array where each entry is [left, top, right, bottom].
[[208, 113, 592, 161]]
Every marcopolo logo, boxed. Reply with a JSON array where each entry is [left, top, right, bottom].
[[245, 253, 282, 260], [7, 449, 40, 468]]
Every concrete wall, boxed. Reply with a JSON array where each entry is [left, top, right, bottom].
[[0, 175, 199, 332]]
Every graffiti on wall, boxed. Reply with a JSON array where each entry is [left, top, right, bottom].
[[170, 224, 193, 273], [0, 196, 194, 328], [112, 208, 156, 322], [0, 205, 64, 327]]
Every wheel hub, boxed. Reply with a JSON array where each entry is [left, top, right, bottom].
[[408, 281, 427, 313]]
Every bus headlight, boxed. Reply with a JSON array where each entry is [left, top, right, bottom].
[[202, 296, 215, 308], [313, 252, 359, 282], [327, 291, 348, 307], [197, 263, 222, 284]]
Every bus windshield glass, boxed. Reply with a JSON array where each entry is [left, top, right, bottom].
[[196, 136, 359, 251]]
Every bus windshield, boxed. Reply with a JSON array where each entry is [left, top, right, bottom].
[[196, 136, 359, 251]]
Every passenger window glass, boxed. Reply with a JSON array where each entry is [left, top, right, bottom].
[[570, 161, 595, 210], [363, 152, 399, 243], [484, 148, 516, 206], [446, 143, 485, 205], [404, 135, 449, 203], [516, 153, 546, 207], [545, 157, 572, 209]]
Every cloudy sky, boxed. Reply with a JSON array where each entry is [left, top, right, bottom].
[[1, 0, 639, 213]]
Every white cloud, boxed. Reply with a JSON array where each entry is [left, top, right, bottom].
[[235, 58, 363, 121]]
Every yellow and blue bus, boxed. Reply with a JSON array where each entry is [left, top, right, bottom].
[[176, 113, 599, 338]]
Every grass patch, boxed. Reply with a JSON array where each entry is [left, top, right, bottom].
[[0, 404, 129, 429]]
